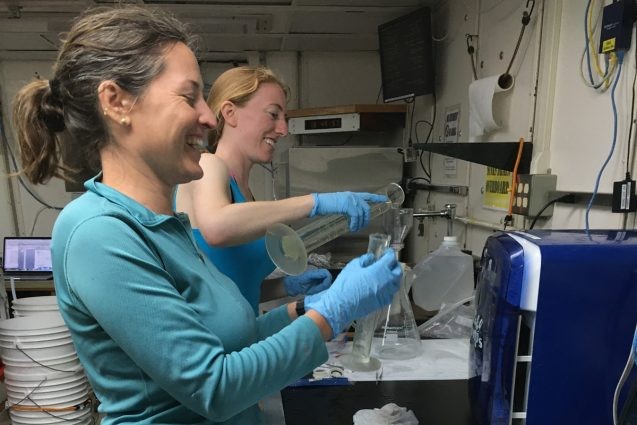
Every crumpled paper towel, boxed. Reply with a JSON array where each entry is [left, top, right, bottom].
[[352, 403, 419, 425]]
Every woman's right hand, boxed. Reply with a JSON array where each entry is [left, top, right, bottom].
[[304, 249, 402, 339]]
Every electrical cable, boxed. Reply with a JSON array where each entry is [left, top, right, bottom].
[[423, 91, 437, 183], [581, 0, 617, 91], [585, 53, 624, 237], [415, 119, 433, 180], [375, 82, 383, 104], [503, 0, 536, 78], [584, 0, 599, 86], [466, 34, 478, 81], [627, 83, 636, 175], [528, 194, 574, 230], [29, 206, 48, 236], [408, 97, 416, 143], [503, 138, 525, 230], [612, 322, 637, 425], [626, 30, 637, 174]]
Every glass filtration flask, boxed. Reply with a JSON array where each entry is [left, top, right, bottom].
[[339, 233, 391, 372], [264, 183, 405, 275], [374, 206, 421, 360]]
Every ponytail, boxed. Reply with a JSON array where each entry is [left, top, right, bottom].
[[12, 79, 70, 184]]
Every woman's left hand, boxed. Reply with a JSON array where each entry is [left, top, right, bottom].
[[284, 268, 333, 296]]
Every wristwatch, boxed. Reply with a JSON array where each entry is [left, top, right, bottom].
[[295, 298, 305, 317]]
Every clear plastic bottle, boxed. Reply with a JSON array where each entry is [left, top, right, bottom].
[[411, 236, 474, 312]]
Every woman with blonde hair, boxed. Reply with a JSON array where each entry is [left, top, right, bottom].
[[176, 66, 388, 312]]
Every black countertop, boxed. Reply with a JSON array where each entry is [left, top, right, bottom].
[[282, 379, 476, 425]]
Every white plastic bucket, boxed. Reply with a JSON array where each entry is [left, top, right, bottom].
[[1, 340, 77, 362], [4, 357, 83, 376], [7, 388, 88, 407], [2, 350, 77, 366], [4, 370, 85, 384], [6, 378, 88, 395], [0, 312, 65, 334], [9, 406, 91, 424], [0, 332, 72, 347], [11, 296, 58, 308], [7, 385, 88, 405], [0, 326, 70, 339], [13, 308, 60, 318]]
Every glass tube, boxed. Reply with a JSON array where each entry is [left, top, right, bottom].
[[339, 233, 390, 372], [373, 206, 421, 360], [265, 183, 404, 275]]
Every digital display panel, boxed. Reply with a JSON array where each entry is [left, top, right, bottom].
[[304, 117, 343, 131]]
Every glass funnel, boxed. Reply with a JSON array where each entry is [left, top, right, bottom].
[[339, 233, 391, 372], [264, 183, 404, 275], [374, 207, 421, 360]]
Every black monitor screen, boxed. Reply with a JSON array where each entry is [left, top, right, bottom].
[[378, 7, 434, 103]]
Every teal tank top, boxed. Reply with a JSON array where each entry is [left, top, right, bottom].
[[192, 178, 276, 314]]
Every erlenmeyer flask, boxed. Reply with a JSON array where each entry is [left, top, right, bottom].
[[339, 233, 390, 372], [374, 206, 421, 360], [374, 263, 421, 360], [265, 183, 404, 275]]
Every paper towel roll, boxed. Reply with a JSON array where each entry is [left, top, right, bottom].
[[469, 74, 514, 142]]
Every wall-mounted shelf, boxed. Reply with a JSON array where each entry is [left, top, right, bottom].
[[287, 104, 407, 134], [413, 142, 533, 173]]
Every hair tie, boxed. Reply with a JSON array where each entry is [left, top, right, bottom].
[[49, 78, 63, 104], [41, 110, 66, 133], [42, 78, 66, 132]]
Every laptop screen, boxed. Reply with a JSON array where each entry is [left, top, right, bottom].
[[2, 237, 53, 276]]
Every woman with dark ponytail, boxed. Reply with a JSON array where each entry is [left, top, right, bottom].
[[12, 6, 401, 425]]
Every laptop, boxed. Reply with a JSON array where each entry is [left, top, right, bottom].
[[1, 237, 53, 280]]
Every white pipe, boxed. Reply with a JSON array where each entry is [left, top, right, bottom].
[[454, 216, 519, 232]]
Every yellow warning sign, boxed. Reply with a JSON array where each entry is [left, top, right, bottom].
[[483, 167, 511, 211], [602, 38, 616, 53]]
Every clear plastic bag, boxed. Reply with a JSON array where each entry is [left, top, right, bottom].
[[417, 295, 475, 339]]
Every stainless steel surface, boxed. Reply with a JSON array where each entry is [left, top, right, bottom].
[[288, 147, 403, 196]]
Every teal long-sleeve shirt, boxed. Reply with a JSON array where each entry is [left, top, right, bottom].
[[51, 176, 328, 424]]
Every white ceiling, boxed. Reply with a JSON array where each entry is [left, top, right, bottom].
[[0, 0, 436, 61]]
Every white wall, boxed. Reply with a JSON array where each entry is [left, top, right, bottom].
[[406, 0, 635, 262]]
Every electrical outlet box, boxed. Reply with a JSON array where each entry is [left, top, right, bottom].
[[511, 174, 558, 217], [599, 0, 634, 53], [612, 178, 637, 212]]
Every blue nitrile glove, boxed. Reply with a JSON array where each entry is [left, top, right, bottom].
[[310, 192, 389, 232], [284, 268, 333, 296], [304, 249, 402, 338]]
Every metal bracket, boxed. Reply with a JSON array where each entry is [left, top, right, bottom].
[[407, 179, 469, 196]]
